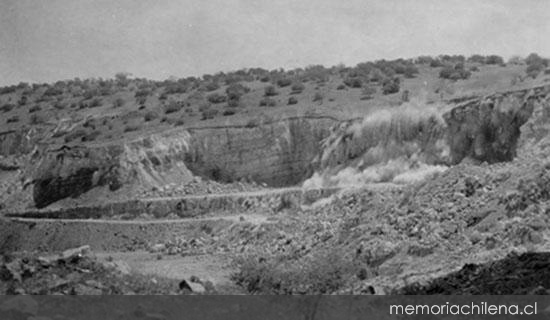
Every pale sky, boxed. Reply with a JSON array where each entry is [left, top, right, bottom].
[[1, 0, 549, 85]]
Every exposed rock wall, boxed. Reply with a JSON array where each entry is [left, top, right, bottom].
[[30, 116, 338, 208], [303, 86, 547, 188], [0, 128, 40, 156], [443, 87, 543, 164]]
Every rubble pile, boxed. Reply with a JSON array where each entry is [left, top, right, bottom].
[[229, 151, 550, 294], [140, 176, 267, 198], [0, 246, 202, 295]]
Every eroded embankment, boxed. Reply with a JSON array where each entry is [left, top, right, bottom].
[[6, 85, 550, 211], [304, 86, 548, 188], [7, 187, 339, 220], [27, 116, 337, 208]]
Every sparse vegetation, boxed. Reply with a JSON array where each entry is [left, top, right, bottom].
[[164, 100, 183, 114], [264, 85, 278, 97], [201, 108, 219, 120], [382, 77, 400, 94], [6, 115, 19, 123], [259, 97, 277, 107], [144, 110, 159, 122], [207, 93, 227, 104], [288, 97, 298, 105]]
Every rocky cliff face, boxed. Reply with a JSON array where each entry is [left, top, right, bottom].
[[29, 116, 338, 208], [304, 86, 547, 187], [0, 128, 41, 156], [11, 86, 550, 209], [443, 87, 543, 164]]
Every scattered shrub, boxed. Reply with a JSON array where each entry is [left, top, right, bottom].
[[29, 105, 41, 113], [290, 82, 305, 94], [1, 103, 15, 113], [225, 83, 249, 108], [336, 84, 346, 90], [64, 129, 87, 143], [259, 97, 277, 107], [164, 100, 183, 114], [264, 85, 278, 97], [223, 109, 236, 116], [276, 78, 292, 87], [29, 114, 45, 125], [401, 89, 410, 102], [89, 98, 102, 108], [135, 88, 152, 98], [113, 97, 125, 108], [245, 118, 259, 128], [343, 77, 362, 88], [429, 59, 444, 68], [403, 65, 419, 78], [53, 102, 66, 110], [201, 108, 219, 120], [232, 249, 361, 294], [43, 87, 63, 96], [485, 55, 504, 65], [6, 116, 19, 123], [287, 97, 298, 105], [123, 124, 141, 132], [382, 77, 400, 94], [203, 82, 220, 92], [207, 93, 227, 104], [312, 92, 323, 102], [81, 130, 101, 142], [439, 64, 471, 80], [18, 96, 28, 106], [144, 110, 159, 122]]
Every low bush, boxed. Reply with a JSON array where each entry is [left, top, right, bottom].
[[113, 97, 125, 108], [312, 92, 323, 102], [232, 248, 363, 294], [287, 97, 298, 105], [6, 116, 19, 123], [259, 97, 277, 107], [134, 88, 152, 98], [1, 103, 15, 113], [144, 110, 159, 122], [264, 85, 278, 97], [29, 105, 41, 113], [343, 77, 362, 88], [203, 82, 220, 92], [123, 124, 141, 132], [276, 78, 292, 87], [164, 100, 183, 114], [207, 93, 227, 104], [223, 109, 236, 116], [290, 82, 305, 94], [89, 98, 102, 108], [81, 130, 101, 142], [64, 129, 87, 143], [382, 77, 400, 95], [201, 108, 219, 120], [29, 114, 45, 125]]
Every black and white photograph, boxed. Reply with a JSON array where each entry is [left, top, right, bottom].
[[1, 0, 550, 317]]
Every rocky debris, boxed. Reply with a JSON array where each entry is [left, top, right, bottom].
[[179, 278, 206, 294], [396, 252, 550, 294], [0, 247, 184, 294], [141, 177, 266, 198]]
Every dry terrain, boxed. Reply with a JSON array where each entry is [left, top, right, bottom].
[[1, 54, 550, 294]]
